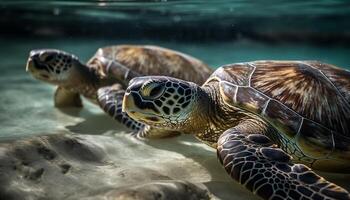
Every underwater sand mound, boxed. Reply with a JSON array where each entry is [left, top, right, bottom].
[[0, 133, 255, 200]]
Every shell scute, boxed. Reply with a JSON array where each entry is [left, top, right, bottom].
[[211, 63, 255, 86], [295, 119, 334, 159], [308, 61, 350, 103], [263, 99, 302, 138], [219, 81, 238, 107], [236, 86, 269, 114]]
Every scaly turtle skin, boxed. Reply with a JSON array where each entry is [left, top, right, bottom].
[[26, 45, 212, 137], [122, 61, 350, 200]]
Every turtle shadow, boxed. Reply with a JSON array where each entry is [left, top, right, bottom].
[[61, 107, 129, 135], [57, 107, 85, 117], [143, 135, 257, 200], [59, 108, 245, 199]]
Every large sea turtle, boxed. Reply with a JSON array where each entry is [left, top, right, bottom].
[[122, 61, 350, 199], [26, 45, 212, 137]]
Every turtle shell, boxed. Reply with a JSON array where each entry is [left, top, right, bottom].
[[207, 61, 350, 163], [87, 45, 212, 85]]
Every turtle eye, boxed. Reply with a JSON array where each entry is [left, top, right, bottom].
[[141, 81, 165, 99], [39, 51, 55, 62], [44, 54, 55, 62]]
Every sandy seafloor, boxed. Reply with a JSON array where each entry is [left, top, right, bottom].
[[0, 38, 350, 199]]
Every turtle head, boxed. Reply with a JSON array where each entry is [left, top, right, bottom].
[[26, 49, 83, 86], [123, 76, 199, 130]]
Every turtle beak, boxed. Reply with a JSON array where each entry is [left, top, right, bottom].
[[122, 79, 142, 113], [122, 92, 142, 121], [26, 57, 34, 72], [122, 90, 161, 123], [122, 91, 132, 113], [26, 50, 41, 72]]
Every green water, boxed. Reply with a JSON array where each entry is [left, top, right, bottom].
[[1, 38, 349, 139], [0, 2, 350, 199], [1, 1, 350, 139]]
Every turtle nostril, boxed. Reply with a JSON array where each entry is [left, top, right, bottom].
[[126, 88, 131, 93]]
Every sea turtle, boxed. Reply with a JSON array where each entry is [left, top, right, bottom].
[[26, 45, 212, 137], [122, 60, 350, 200]]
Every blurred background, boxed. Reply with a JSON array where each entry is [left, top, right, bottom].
[[1, 0, 350, 139]]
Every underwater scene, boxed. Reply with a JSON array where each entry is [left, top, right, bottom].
[[1, 1, 350, 199]]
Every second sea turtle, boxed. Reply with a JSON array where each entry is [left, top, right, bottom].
[[26, 45, 212, 137]]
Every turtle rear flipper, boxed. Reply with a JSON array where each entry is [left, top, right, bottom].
[[217, 121, 350, 200], [54, 86, 82, 107]]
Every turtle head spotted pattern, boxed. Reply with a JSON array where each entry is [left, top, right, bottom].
[[123, 76, 198, 130], [26, 49, 84, 86]]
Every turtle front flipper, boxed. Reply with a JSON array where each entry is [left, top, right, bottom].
[[97, 84, 144, 132], [217, 125, 350, 200], [54, 86, 82, 107]]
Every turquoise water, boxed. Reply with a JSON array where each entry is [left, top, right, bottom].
[[1, 1, 350, 139], [1, 3, 350, 200], [1, 38, 349, 139]]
